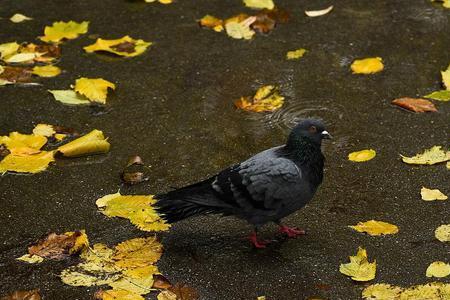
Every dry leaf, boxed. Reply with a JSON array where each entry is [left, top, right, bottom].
[[74, 78, 115, 104], [286, 48, 307, 60], [305, 6, 334, 17], [0, 289, 41, 300], [225, 17, 256, 40], [421, 187, 448, 201], [339, 247, 376, 281], [40, 21, 89, 43], [391, 97, 437, 113], [435, 224, 450, 242], [168, 283, 199, 300], [243, 0, 275, 10], [0, 66, 33, 84], [95, 289, 144, 300], [32, 65, 61, 77], [27, 231, 88, 260], [251, 12, 276, 33], [362, 283, 403, 299], [84, 36, 152, 57], [348, 149, 376, 162], [351, 57, 384, 74], [10, 14, 33, 23], [350, 220, 399, 236], [58, 129, 110, 157], [153, 274, 172, 289], [426, 262, 450, 278], [424, 90, 450, 101], [16, 254, 44, 264], [199, 15, 224, 32], [401, 146, 450, 165], [235, 85, 285, 112], [49, 90, 91, 105], [96, 192, 170, 232]]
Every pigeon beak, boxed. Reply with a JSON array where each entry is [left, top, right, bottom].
[[321, 130, 332, 139]]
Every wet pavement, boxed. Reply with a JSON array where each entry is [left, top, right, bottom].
[[1, 0, 450, 299]]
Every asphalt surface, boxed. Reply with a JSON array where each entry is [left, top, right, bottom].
[[0, 0, 449, 299]]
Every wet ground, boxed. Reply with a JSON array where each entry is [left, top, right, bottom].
[[1, 0, 450, 299]]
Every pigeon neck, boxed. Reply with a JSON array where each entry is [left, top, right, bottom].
[[283, 137, 324, 185]]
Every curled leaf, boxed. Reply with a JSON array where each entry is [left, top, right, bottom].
[[391, 97, 437, 113], [74, 78, 116, 104], [350, 220, 399, 236], [58, 129, 110, 157], [339, 247, 376, 281], [348, 149, 376, 162], [351, 57, 384, 74], [305, 5, 334, 17], [10, 14, 33, 23]]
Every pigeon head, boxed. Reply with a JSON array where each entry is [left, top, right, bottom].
[[288, 119, 331, 146]]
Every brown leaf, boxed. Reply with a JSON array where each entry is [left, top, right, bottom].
[[52, 125, 79, 136], [111, 41, 135, 54], [0, 66, 33, 83], [153, 274, 173, 289], [121, 172, 148, 185], [252, 13, 276, 33], [168, 283, 199, 300], [263, 8, 290, 23], [0, 289, 41, 300], [126, 155, 144, 167], [392, 97, 437, 113], [28, 231, 82, 260]]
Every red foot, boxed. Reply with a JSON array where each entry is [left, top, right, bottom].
[[278, 225, 306, 238], [248, 232, 270, 249]]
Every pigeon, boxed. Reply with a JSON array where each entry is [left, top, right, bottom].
[[155, 119, 331, 248]]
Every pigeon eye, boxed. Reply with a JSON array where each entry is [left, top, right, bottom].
[[308, 126, 317, 133]]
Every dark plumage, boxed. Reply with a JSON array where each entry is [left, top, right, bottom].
[[155, 119, 331, 247]]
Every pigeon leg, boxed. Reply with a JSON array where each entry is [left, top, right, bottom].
[[248, 228, 270, 248], [276, 222, 306, 238]]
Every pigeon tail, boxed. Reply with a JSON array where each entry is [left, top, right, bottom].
[[155, 178, 229, 223]]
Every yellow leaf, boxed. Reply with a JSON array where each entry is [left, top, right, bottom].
[[84, 36, 152, 57], [421, 187, 448, 201], [348, 149, 376, 162], [96, 192, 170, 232], [109, 266, 157, 294], [4, 52, 37, 63], [199, 15, 224, 32], [286, 48, 307, 60], [157, 291, 177, 300], [0, 42, 20, 59], [400, 283, 444, 299], [32, 65, 61, 77], [33, 124, 56, 137], [401, 146, 450, 165], [243, 0, 274, 9], [158, 0, 173, 4], [16, 254, 44, 264], [58, 129, 110, 157], [113, 236, 163, 269], [0, 151, 54, 174], [74, 78, 115, 103], [362, 283, 403, 300], [225, 17, 256, 40], [235, 85, 285, 112], [350, 220, 399, 236], [435, 224, 450, 242], [49, 90, 91, 105], [40, 21, 89, 43], [97, 290, 144, 300], [426, 261, 450, 278], [339, 247, 376, 281], [351, 57, 384, 74], [64, 230, 90, 254], [61, 269, 120, 286], [305, 5, 334, 17], [442, 64, 450, 90], [0, 132, 47, 152], [10, 13, 33, 23]]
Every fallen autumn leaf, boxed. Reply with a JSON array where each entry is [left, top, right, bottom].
[[339, 247, 376, 281], [391, 97, 437, 113]]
